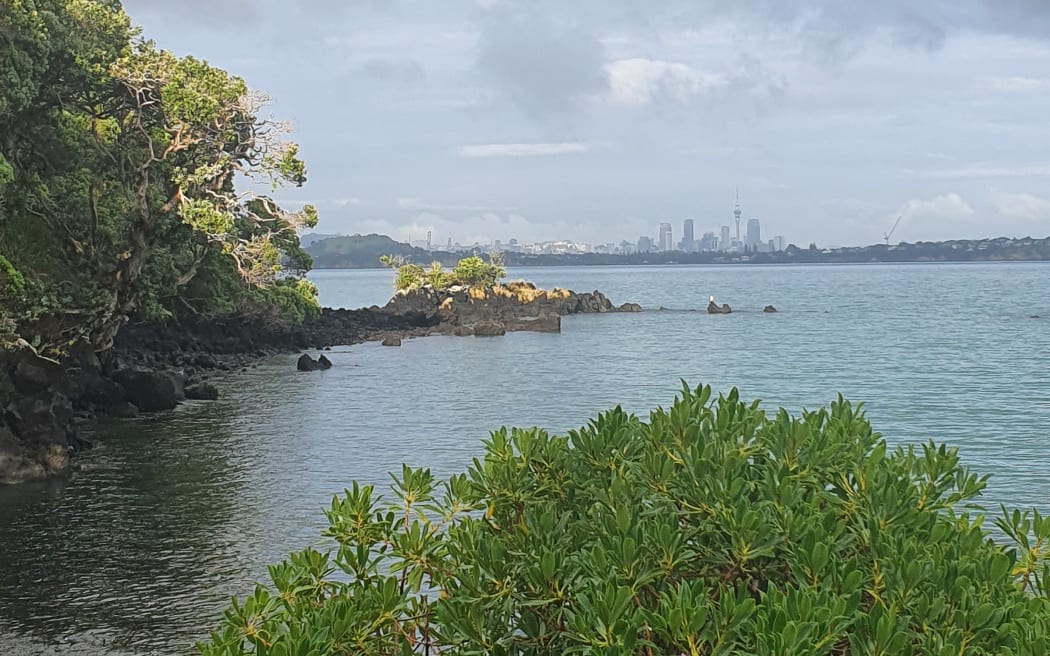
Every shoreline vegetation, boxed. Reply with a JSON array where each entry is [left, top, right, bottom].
[[199, 384, 1050, 655], [306, 233, 1050, 269]]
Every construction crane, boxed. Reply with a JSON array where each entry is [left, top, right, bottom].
[[884, 215, 902, 246]]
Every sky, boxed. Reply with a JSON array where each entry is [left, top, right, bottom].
[[122, 0, 1050, 248]]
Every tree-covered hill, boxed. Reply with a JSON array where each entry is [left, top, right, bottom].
[[307, 233, 463, 268]]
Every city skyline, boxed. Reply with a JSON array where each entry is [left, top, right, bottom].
[[393, 193, 790, 256]]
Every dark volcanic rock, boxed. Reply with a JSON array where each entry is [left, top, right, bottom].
[[186, 383, 220, 401], [707, 300, 732, 314], [505, 312, 561, 333], [297, 354, 321, 372], [763, 305, 778, 313], [1, 348, 77, 485], [317, 355, 333, 370], [110, 369, 179, 412], [109, 401, 141, 418], [472, 320, 507, 337]]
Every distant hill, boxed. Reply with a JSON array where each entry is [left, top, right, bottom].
[[306, 233, 464, 268], [298, 232, 342, 248]]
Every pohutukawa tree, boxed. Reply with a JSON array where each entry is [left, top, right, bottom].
[[0, 0, 318, 353]]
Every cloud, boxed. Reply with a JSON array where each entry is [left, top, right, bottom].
[[983, 76, 1050, 92], [353, 58, 426, 83], [902, 193, 975, 221], [456, 142, 589, 157], [396, 198, 520, 212], [913, 164, 1050, 179], [992, 192, 1050, 220], [474, 10, 608, 117], [606, 59, 726, 106]]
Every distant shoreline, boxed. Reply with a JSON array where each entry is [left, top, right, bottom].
[[310, 257, 1050, 271], [305, 233, 1050, 269]]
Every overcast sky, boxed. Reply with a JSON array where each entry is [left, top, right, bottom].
[[123, 0, 1050, 247]]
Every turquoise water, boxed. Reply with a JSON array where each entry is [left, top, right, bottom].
[[1, 263, 1048, 654]]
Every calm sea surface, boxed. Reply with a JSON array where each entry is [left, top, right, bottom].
[[1, 263, 1049, 654]]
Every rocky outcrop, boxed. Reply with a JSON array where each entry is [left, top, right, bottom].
[[763, 305, 778, 313], [381, 337, 402, 347], [382, 281, 637, 337], [707, 300, 732, 314]]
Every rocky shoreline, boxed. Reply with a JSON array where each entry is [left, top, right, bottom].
[[0, 282, 639, 485]]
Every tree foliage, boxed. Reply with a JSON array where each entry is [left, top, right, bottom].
[[199, 384, 1050, 655], [0, 0, 317, 353], [380, 254, 506, 292]]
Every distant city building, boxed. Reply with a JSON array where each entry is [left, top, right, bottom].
[[637, 236, 654, 252], [719, 225, 731, 251], [700, 231, 718, 251], [746, 219, 761, 249], [659, 222, 673, 251], [734, 189, 743, 242], [771, 235, 786, 251], [680, 219, 695, 252]]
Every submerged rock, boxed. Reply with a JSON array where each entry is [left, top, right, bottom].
[[109, 401, 141, 418], [186, 383, 220, 401], [763, 305, 778, 313], [297, 353, 332, 372]]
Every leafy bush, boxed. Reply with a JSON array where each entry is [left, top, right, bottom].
[[199, 384, 1050, 655], [452, 255, 505, 287], [382, 254, 505, 292], [241, 278, 320, 327]]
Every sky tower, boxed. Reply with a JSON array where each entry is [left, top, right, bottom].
[[733, 187, 742, 241]]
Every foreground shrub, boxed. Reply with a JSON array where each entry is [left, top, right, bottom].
[[199, 384, 1050, 655]]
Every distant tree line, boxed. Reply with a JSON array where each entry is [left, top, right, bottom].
[[304, 234, 1050, 269]]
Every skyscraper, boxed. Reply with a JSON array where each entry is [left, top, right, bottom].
[[746, 218, 761, 248], [637, 236, 654, 252], [719, 225, 731, 251], [734, 188, 742, 241], [659, 222, 673, 251], [681, 219, 695, 252]]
